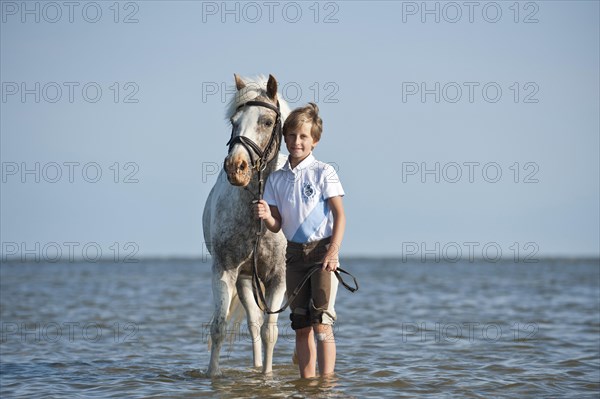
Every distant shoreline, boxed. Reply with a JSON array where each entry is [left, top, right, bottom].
[[1, 256, 599, 265]]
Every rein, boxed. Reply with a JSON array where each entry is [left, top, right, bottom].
[[226, 99, 358, 315], [253, 263, 359, 315]]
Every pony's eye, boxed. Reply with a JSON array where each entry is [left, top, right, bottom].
[[265, 120, 273, 127]]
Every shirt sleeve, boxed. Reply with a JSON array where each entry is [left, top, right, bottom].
[[321, 163, 345, 200], [263, 175, 278, 206]]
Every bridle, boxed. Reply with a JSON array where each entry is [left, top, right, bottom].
[[226, 99, 282, 175]]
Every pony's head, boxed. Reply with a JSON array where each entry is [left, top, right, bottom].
[[224, 74, 290, 187]]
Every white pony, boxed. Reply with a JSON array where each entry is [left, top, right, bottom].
[[203, 74, 290, 376]]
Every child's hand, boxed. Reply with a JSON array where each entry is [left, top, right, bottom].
[[322, 256, 339, 272], [254, 199, 272, 220], [322, 245, 340, 272]]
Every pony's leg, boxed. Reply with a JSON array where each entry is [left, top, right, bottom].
[[236, 275, 264, 369], [261, 278, 286, 374], [207, 267, 235, 377]]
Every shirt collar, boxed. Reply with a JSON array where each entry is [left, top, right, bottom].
[[283, 153, 315, 174]]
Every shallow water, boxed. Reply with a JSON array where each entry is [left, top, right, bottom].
[[1, 258, 599, 398]]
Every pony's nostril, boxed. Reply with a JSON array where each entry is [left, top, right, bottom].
[[239, 161, 247, 171]]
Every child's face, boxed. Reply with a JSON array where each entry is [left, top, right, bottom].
[[284, 122, 318, 164]]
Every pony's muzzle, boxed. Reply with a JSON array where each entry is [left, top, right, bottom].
[[224, 152, 252, 187]]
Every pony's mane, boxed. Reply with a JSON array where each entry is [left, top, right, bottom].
[[225, 75, 291, 123]]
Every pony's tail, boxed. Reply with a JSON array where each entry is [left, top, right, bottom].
[[207, 292, 246, 351]]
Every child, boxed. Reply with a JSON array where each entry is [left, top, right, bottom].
[[254, 102, 346, 378]]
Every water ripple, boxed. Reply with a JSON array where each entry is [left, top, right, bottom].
[[1, 259, 599, 398]]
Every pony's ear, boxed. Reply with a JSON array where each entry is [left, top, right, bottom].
[[234, 74, 246, 90], [266, 74, 278, 101]]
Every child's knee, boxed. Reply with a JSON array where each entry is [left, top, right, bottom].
[[313, 323, 334, 342]]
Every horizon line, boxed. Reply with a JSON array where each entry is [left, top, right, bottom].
[[1, 255, 599, 265]]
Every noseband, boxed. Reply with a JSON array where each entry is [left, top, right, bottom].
[[226, 100, 282, 171]]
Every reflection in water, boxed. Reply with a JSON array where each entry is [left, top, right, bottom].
[[289, 374, 340, 398], [181, 367, 343, 398]]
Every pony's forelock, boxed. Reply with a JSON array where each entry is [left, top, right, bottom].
[[225, 75, 290, 124]]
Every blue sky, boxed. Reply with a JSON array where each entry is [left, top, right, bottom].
[[1, 1, 599, 260]]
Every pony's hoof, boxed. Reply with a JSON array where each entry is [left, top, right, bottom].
[[206, 368, 223, 378]]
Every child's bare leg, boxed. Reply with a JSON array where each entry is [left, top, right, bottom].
[[314, 323, 336, 376], [295, 326, 316, 378]]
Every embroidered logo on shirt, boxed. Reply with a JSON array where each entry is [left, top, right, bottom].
[[302, 182, 316, 200]]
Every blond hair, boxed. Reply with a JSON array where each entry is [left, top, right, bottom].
[[283, 102, 323, 142]]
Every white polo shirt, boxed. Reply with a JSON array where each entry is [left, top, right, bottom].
[[263, 153, 345, 243]]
